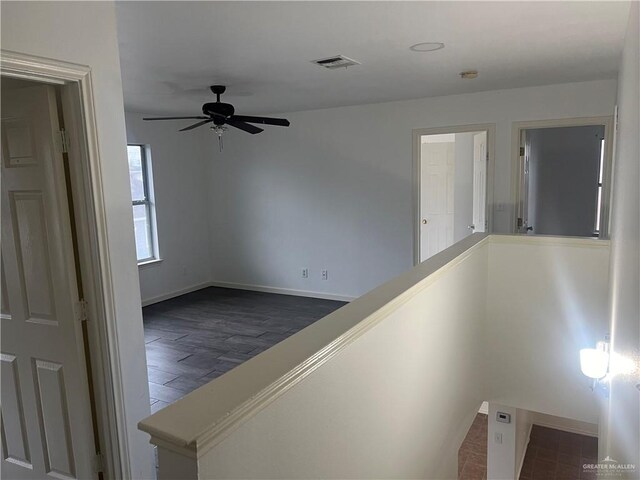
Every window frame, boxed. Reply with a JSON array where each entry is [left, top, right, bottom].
[[127, 144, 160, 265]]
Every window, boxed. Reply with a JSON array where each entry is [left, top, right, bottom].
[[127, 145, 158, 263]]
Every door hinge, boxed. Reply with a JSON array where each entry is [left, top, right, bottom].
[[77, 299, 89, 322], [519, 146, 525, 156], [58, 129, 70, 153], [93, 453, 104, 473]]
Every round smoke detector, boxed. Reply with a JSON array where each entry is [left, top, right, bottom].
[[409, 42, 445, 52]]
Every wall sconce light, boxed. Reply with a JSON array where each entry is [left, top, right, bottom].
[[580, 340, 610, 380]]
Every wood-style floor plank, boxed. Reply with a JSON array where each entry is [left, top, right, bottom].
[[144, 287, 346, 411]]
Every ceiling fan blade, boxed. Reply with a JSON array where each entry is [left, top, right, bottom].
[[231, 115, 290, 127], [179, 119, 213, 132], [226, 118, 264, 134], [143, 116, 208, 121]]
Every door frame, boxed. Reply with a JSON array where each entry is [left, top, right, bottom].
[[1, 50, 128, 478], [412, 123, 496, 265], [510, 116, 614, 238]]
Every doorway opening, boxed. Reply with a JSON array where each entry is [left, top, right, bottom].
[[1, 51, 130, 479], [512, 117, 613, 238], [413, 124, 495, 264]]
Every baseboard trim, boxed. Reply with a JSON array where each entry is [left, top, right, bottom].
[[141, 282, 212, 307], [530, 419, 598, 438], [209, 281, 355, 302], [142, 281, 356, 306]]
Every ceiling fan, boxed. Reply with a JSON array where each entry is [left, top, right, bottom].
[[143, 85, 290, 150]]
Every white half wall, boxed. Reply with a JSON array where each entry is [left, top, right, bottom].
[[207, 80, 616, 299], [125, 113, 213, 304], [197, 239, 490, 479], [1, 2, 153, 478]]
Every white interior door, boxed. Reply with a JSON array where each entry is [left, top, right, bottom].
[[420, 141, 455, 262], [472, 132, 487, 233], [1, 85, 96, 479]]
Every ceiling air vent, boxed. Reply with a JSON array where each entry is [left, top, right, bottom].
[[312, 55, 361, 70]]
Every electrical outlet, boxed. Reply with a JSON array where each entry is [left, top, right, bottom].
[[302, 268, 308, 278], [321, 269, 328, 280]]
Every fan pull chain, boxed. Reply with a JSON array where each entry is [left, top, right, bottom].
[[218, 133, 223, 152]]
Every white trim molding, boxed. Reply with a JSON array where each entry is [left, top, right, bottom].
[[209, 281, 356, 303], [141, 282, 211, 307]]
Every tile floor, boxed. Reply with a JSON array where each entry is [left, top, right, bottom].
[[519, 425, 598, 480], [459, 413, 488, 480], [143, 287, 346, 412], [459, 416, 598, 480]]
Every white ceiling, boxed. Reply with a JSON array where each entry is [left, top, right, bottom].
[[116, 1, 630, 116]]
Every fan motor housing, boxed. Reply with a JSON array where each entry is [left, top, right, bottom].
[[203, 102, 235, 119]]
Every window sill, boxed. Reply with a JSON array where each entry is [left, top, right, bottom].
[[138, 258, 163, 269]]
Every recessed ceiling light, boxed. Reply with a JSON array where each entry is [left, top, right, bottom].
[[409, 42, 445, 52], [460, 70, 479, 79]]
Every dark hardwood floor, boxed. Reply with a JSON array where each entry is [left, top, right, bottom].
[[143, 287, 346, 412]]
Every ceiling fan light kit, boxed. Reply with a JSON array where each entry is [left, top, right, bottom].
[[143, 85, 291, 151]]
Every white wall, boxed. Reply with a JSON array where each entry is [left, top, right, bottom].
[[487, 403, 517, 480], [486, 237, 610, 424], [1, 3, 153, 478], [454, 132, 474, 242], [603, 3, 640, 472], [207, 80, 616, 299], [125, 113, 213, 304]]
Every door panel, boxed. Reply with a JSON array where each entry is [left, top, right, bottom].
[[1, 85, 95, 479], [1, 353, 31, 468], [420, 141, 455, 261]]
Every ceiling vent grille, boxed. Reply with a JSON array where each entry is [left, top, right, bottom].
[[311, 55, 361, 69]]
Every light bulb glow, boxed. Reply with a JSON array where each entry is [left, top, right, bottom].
[[580, 348, 609, 379]]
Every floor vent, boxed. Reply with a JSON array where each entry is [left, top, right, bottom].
[[311, 55, 360, 69]]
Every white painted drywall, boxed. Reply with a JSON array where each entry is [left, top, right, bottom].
[[125, 113, 213, 304], [198, 241, 490, 479], [515, 408, 533, 477], [454, 132, 475, 242], [603, 3, 640, 472], [486, 237, 610, 424], [1, 3, 153, 478], [487, 403, 517, 480], [207, 80, 616, 298], [526, 125, 604, 236]]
